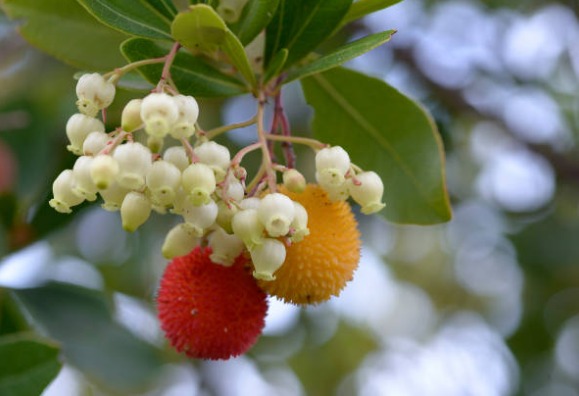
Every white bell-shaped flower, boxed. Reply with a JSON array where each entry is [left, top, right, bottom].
[[209, 228, 245, 266], [162, 223, 201, 259], [283, 169, 306, 193], [250, 238, 286, 281], [83, 131, 109, 156], [76, 73, 115, 117], [120, 191, 151, 232], [66, 113, 105, 155], [99, 182, 130, 211], [182, 162, 216, 206], [140, 93, 179, 138], [72, 156, 98, 201], [193, 141, 230, 181], [290, 202, 309, 242], [170, 95, 198, 139], [146, 160, 181, 206], [169, 187, 188, 214], [232, 208, 264, 249], [324, 180, 350, 202], [240, 197, 260, 210], [257, 193, 295, 237], [222, 179, 245, 202], [216, 200, 238, 234], [113, 142, 152, 190], [348, 171, 386, 214], [90, 155, 119, 190], [121, 99, 143, 132], [315, 146, 350, 187], [49, 170, 85, 214], [163, 146, 189, 171], [181, 198, 218, 236]]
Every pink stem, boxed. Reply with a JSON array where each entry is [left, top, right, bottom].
[[181, 138, 199, 163], [156, 42, 181, 92]]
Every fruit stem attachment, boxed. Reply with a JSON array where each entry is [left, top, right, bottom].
[[265, 134, 328, 151], [205, 115, 258, 140]]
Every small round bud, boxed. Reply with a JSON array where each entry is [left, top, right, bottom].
[[315, 146, 350, 187], [83, 131, 109, 156], [121, 99, 143, 132], [49, 170, 85, 213], [209, 228, 245, 266], [141, 93, 179, 138], [163, 146, 189, 171], [240, 197, 260, 210], [170, 95, 198, 139], [216, 0, 249, 23], [181, 199, 218, 236], [120, 191, 151, 232], [216, 200, 238, 234], [182, 163, 216, 206], [223, 179, 245, 202], [232, 209, 264, 249], [250, 238, 286, 281], [290, 202, 309, 242], [162, 223, 201, 259], [113, 142, 152, 190], [146, 160, 181, 206], [283, 169, 306, 194], [147, 135, 164, 154], [193, 141, 230, 182], [76, 73, 115, 117], [348, 171, 386, 214], [257, 193, 296, 237], [72, 156, 98, 201], [99, 182, 130, 211], [90, 155, 119, 190], [66, 114, 105, 155]]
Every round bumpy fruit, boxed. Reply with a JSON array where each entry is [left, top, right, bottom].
[[157, 247, 268, 360], [257, 184, 361, 304]]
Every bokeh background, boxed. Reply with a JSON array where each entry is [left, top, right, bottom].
[[2, 0, 579, 394]]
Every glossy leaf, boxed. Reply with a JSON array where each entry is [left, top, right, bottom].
[[0, 333, 61, 396], [171, 4, 227, 52], [1, 0, 127, 70], [149, 0, 178, 19], [342, 0, 403, 25], [75, 0, 173, 40], [263, 48, 288, 84], [265, 0, 353, 69], [231, 0, 280, 45], [121, 38, 248, 97], [301, 67, 452, 224], [285, 30, 395, 83], [223, 30, 257, 88]]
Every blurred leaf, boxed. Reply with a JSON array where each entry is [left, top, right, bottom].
[[301, 67, 452, 224], [1, 0, 127, 70], [121, 38, 249, 97], [75, 0, 173, 40], [264, 0, 353, 69], [342, 0, 403, 25], [0, 332, 61, 396], [0, 292, 29, 335], [0, 194, 17, 230], [285, 30, 395, 83], [230, 0, 280, 45], [263, 48, 288, 84], [14, 282, 164, 394], [222, 29, 257, 88], [149, 0, 178, 19], [171, 4, 227, 51]]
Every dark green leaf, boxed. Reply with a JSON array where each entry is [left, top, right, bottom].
[[0, 292, 30, 336], [342, 0, 403, 25], [149, 0, 178, 19], [263, 48, 287, 84], [231, 0, 280, 46], [122, 38, 249, 98], [1, 0, 127, 70], [301, 67, 452, 224], [171, 4, 227, 51], [223, 30, 257, 88], [265, 0, 353, 69], [0, 333, 61, 396], [285, 30, 395, 83], [75, 0, 173, 40]]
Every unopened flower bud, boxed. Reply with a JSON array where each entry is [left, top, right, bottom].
[[182, 163, 216, 206], [232, 209, 264, 249], [170, 95, 198, 139], [250, 238, 286, 281], [49, 170, 85, 213], [90, 155, 119, 190], [120, 191, 151, 232], [141, 93, 179, 137], [147, 135, 164, 153], [99, 182, 130, 211], [209, 228, 244, 266], [113, 142, 152, 190], [257, 193, 295, 237], [163, 146, 189, 171], [83, 131, 109, 156], [146, 160, 181, 206], [348, 171, 386, 214], [193, 141, 230, 182], [181, 198, 218, 236], [217, 0, 249, 22], [290, 202, 309, 242], [162, 223, 201, 259], [240, 197, 260, 210], [216, 200, 238, 234], [315, 146, 350, 187], [121, 99, 143, 132], [72, 156, 98, 201], [66, 114, 105, 155], [283, 169, 306, 193], [223, 179, 244, 202], [76, 73, 115, 117]]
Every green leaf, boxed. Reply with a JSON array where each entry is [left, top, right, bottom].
[[342, 0, 403, 25], [285, 30, 395, 83], [222, 30, 257, 88], [301, 67, 452, 224], [0, 333, 61, 396], [231, 0, 280, 46], [149, 0, 178, 19], [75, 0, 174, 40], [171, 4, 227, 51], [121, 38, 248, 97], [265, 0, 353, 69], [1, 0, 127, 70], [263, 48, 288, 84]]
